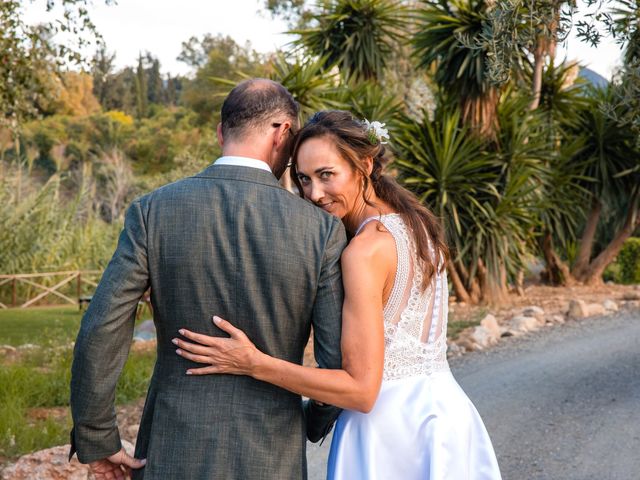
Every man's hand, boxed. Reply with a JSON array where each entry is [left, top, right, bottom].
[[88, 448, 146, 480]]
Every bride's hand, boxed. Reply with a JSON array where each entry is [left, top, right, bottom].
[[173, 316, 260, 376]]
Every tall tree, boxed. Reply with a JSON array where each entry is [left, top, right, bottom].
[[135, 54, 148, 119], [91, 45, 116, 108]]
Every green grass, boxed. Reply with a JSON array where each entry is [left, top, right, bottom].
[[0, 306, 82, 346], [447, 308, 487, 340], [0, 307, 156, 461]]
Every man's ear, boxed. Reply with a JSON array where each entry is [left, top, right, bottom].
[[216, 123, 224, 147]]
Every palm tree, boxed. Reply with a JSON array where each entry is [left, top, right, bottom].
[[292, 0, 408, 82], [412, 0, 501, 139]]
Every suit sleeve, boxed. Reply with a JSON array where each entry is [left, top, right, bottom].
[[305, 217, 347, 442], [69, 199, 150, 463]]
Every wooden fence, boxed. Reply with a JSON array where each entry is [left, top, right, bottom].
[[0, 270, 101, 309]]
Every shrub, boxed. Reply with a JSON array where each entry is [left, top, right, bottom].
[[617, 237, 640, 284]]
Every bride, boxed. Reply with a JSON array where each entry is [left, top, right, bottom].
[[173, 110, 502, 479]]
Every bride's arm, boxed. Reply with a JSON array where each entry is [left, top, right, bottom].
[[174, 237, 387, 413]]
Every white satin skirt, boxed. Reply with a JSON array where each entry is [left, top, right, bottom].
[[326, 371, 502, 480]]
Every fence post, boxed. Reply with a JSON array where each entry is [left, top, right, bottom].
[[12, 278, 16, 307], [77, 271, 82, 302]]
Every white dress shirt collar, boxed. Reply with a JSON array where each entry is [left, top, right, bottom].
[[214, 156, 272, 173]]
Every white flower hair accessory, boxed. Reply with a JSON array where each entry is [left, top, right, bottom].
[[363, 119, 389, 145]]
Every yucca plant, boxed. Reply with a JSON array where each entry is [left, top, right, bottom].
[[269, 53, 346, 120], [292, 0, 409, 82], [412, 0, 501, 139], [562, 85, 640, 284], [334, 79, 404, 135]]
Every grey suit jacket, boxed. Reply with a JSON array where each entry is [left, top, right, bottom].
[[70, 164, 347, 479]]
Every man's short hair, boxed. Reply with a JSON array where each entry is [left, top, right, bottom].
[[220, 79, 299, 141]]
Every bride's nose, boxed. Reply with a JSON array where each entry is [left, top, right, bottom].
[[307, 181, 325, 204]]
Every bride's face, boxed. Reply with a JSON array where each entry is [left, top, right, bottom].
[[295, 136, 362, 219]]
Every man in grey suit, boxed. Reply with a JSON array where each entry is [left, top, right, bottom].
[[70, 78, 346, 479]]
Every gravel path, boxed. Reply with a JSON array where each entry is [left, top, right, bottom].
[[307, 308, 640, 480]]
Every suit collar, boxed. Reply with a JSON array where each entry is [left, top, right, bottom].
[[194, 163, 282, 189]]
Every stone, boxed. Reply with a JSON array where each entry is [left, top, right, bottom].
[[0, 445, 90, 480], [0, 441, 136, 480], [603, 299, 618, 312], [447, 343, 464, 356], [568, 299, 589, 319], [470, 325, 499, 349], [622, 292, 640, 301], [479, 314, 502, 339], [126, 423, 140, 440], [586, 303, 606, 317], [508, 315, 539, 334], [551, 315, 565, 324], [522, 306, 545, 320], [455, 332, 479, 352], [0, 344, 17, 356]]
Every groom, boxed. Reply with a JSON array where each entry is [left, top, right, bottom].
[[70, 79, 346, 479]]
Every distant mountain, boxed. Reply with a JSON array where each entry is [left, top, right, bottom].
[[579, 67, 609, 88]]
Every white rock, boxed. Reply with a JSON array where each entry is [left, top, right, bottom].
[[0, 344, 17, 355], [586, 303, 607, 316], [568, 299, 589, 319], [470, 325, 499, 349], [508, 315, 539, 333], [552, 315, 565, 324], [479, 314, 502, 339], [603, 299, 618, 312]]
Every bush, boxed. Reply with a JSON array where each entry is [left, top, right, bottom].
[[617, 237, 640, 284]]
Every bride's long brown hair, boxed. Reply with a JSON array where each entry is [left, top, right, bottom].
[[290, 110, 449, 288]]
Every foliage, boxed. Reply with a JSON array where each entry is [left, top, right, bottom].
[[0, 167, 121, 275], [269, 53, 345, 118], [0, 339, 154, 459], [179, 34, 270, 125], [616, 237, 640, 284], [0, 0, 111, 131], [412, 0, 501, 137], [292, 0, 408, 81]]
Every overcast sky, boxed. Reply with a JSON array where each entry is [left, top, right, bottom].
[[23, 0, 625, 79]]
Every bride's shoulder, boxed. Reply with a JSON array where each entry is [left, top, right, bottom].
[[342, 222, 395, 269]]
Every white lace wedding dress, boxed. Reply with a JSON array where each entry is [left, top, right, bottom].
[[326, 214, 502, 480]]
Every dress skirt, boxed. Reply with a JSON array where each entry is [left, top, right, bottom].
[[326, 371, 502, 480]]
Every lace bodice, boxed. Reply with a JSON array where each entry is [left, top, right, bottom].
[[357, 214, 450, 381]]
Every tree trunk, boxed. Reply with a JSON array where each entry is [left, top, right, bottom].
[[542, 231, 576, 286], [572, 197, 602, 278], [447, 260, 471, 303], [477, 258, 509, 305], [529, 48, 545, 111], [515, 269, 525, 296], [456, 259, 481, 303], [578, 192, 640, 285]]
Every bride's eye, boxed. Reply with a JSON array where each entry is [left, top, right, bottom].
[[320, 171, 333, 179], [297, 174, 310, 186]]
